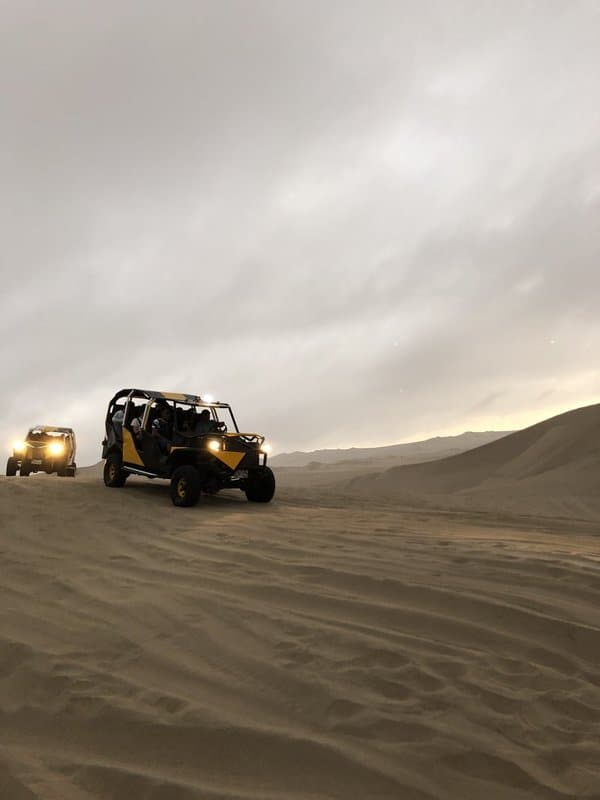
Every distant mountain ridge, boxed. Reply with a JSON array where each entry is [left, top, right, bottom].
[[271, 431, 513, 468]]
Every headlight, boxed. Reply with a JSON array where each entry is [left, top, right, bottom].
[[207, 439, 221, 452], [48, 442, 65, 457], [13, 440, 26, 453], [260, 442, 272, 454]]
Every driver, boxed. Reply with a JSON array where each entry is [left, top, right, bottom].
[[195, 408, 225, 434], [194, 409, 213, 434]]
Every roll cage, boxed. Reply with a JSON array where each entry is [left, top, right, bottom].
[[105, 389, 264, 448]]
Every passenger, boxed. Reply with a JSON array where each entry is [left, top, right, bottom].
[[172, 409, 193, 444], [131, 416, 143, 441], [152, 403, 173, 454], [112, 407, 125, 436], [180, 410, 196, 436], [126, 404, 144, 442]]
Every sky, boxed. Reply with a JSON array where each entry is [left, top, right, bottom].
[[1, 0, 599, 466]]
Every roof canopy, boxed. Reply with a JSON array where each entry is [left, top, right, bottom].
[[109, 389, 229, 408], [29, 426, 74, 433]]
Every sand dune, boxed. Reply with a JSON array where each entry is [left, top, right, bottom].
[[1, 462, 600, 798], [346, 403, 600, 520]]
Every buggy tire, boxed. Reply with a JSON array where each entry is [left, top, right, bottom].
[[20, 463, 31, 477], [245, 466, 275, 503], [104, 453, 127, 487], [66, 465, 76, 478], [6, 457, 18, 477], [170, 465, 201, 507]]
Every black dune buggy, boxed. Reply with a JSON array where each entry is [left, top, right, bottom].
[[101, 388, 275, 507]]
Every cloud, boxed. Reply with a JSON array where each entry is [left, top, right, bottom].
[[1, 1, 599, 463]]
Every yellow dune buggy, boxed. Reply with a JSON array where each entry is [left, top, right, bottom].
[[101, 389, 275, 507], [7, 426, 77, 477]]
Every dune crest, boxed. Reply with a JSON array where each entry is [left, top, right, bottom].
[[346, 403, 600, 519]]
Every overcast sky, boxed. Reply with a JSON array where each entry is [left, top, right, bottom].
[[1, 0, 599, 465]]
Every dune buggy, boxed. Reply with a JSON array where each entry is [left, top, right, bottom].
[[101, 389, 275, 507], [7, 426, 77, 477]]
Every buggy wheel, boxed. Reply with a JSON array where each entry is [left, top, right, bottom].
[[170, 465, 201, 507], [66, 465, 76, 477], [6, 457, 18, 477], [20, 463, 31, 477], [104, 453, 127, 487], [245, 466, 275, 503]]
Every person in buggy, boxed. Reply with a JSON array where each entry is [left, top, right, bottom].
[[151, 401, 173, 454], [195, 408, 220, 434]]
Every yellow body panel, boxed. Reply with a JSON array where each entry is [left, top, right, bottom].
[[163, 446, 245, 471], [122, 428, 144, 466], [214, 451, 246, 471]]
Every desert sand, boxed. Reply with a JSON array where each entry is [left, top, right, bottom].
[[2, 407, 600, 799]]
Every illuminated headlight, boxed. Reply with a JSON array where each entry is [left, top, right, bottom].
[[13, 440, 26, 453], [207, 439, 221, 452], [202, 393, 215, 404], [260, 442, 272, 454], [48, 442, 65, 457]]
